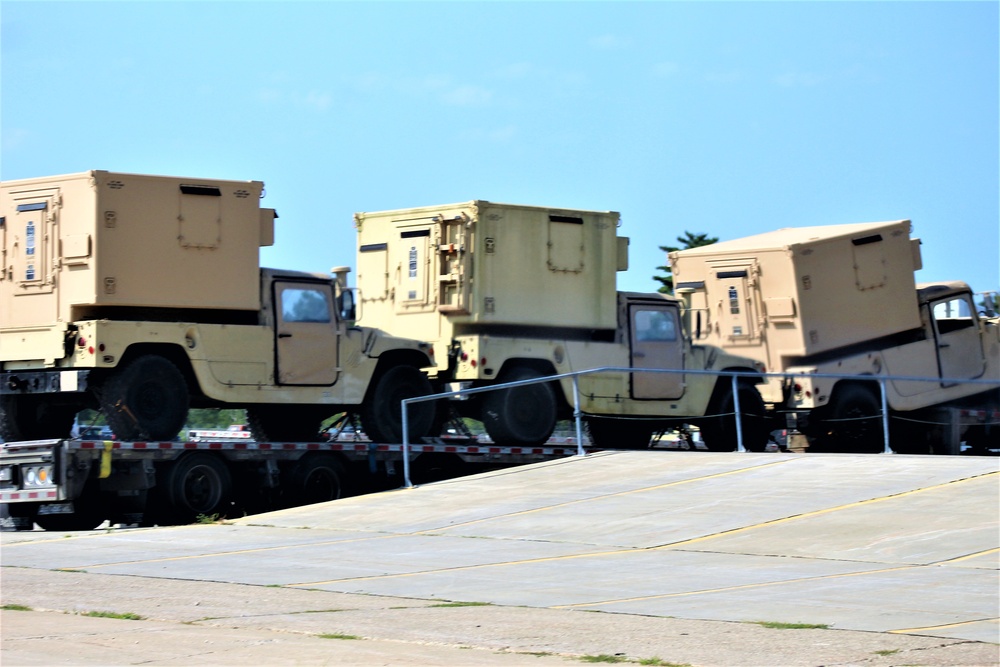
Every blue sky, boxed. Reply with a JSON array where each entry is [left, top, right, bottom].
[[3, 1, 997, 298]]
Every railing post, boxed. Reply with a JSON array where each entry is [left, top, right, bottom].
[[402, 399, 413, 488], [572, 375, 585, 456], [879, 377, 893, 454], [732, 374, 746, 453]]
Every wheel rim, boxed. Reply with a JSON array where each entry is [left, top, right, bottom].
[[485, 373, 556, 445], [181, 465, 223, 513], [834, 402, 881, 451], [302, 467, 341, 504], [134, 381, 168, 421]]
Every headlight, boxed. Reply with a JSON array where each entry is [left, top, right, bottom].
[[23, 465, 54, 487]]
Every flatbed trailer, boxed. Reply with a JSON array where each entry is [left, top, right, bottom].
[[0, 436, 581, 531]]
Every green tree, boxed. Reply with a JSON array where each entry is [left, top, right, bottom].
[[653, 231, 718, 294], [185, 409, 246, 429]]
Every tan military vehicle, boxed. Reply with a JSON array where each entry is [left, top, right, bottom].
[[353, 201, 769, 450], [670, 221, 999, 453], [0, 171, 436, 445]]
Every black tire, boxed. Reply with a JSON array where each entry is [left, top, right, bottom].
[[410, 453, 464, 484], [361, 365, 434, 443], [889, 414, 931, 455], [162, 453, 233, 523], [283, 455, 346, 507], [100, 355, 189, 441], [701, 382, 770, 452], [963, 425, 995, 456], [247, 405, 326, 443], [33, 482, 107, 531], [0, 395, 77, 441], [1, 502, 37, 531], [482, 367, 558, 446], [586, 417, 654, 450], [814, 383, 884, 453]]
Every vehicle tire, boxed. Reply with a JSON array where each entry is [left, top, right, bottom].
[[815, 383, 884, 453], [283, 454, 346, 507], [33, 482, 108, 531], [410, 453, 464, 484], [700, 382, 770, 452], [100, 355, 189, 441], [360, 365, 435, 443], [246, 405, 326, 442], [162, 453, 233, 523], [1, 502, 37, 531], [888, 414, 931, 454], [482, 367, 558, 446], [585, 417, 654, 450], [0, 395, 77, 441], [963, 425, 994, 456]]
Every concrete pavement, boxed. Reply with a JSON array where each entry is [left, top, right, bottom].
[[2, 450, 998, 666]]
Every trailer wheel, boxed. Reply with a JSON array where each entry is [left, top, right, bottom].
[[1, 502, 37, 532], [0, 395, 76, 441], [815, 383, 883, 453], [283, 455, 346, 507], [586, 417, 654, 450], [482, 367, 557, 446], [162, 453, 233, 523], [889, 414, 931, 454], [246, 405, 326, 443], [410, 453, 465, 484], [361, 365, 435, 443], [101, 355, 189, 441], [701, 382, 770, 452], [33, 481, 108, 531]]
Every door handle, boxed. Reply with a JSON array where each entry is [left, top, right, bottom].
[[278, 333, 293, 338], [633, 351, 646, 358]]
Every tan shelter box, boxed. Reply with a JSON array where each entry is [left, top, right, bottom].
[[1, 171, 273, 326], [670, 220, 922, 361], [354, 201, 626, 333]]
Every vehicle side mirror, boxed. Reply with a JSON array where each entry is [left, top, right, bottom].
[[339, 290, 356, 323]]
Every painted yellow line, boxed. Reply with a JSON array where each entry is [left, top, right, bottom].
[[417, 458, 797, 534], [648, 470, 999, 551], [291, 470, 999, 589], [56, 531, 402, 571], [889, 617, 999, 635], [287, 545, 633, 588], [933, 547, 1000, 565], [553, 564, 916, 608]]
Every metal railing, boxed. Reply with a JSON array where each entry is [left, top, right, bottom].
[[400, 367, 999, 488]]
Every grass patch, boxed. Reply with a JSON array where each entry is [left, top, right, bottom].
[[81, 610, 145, 621], [874, 649, 900, 656], [754, 621, 829, 630], [576, 657, 688, 666], [195, 513, 222, 524], [318, 633, 361, 640], [580, 656, 628, 664], [1, 604, 32, 611], [428, 601, 493, 608]]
